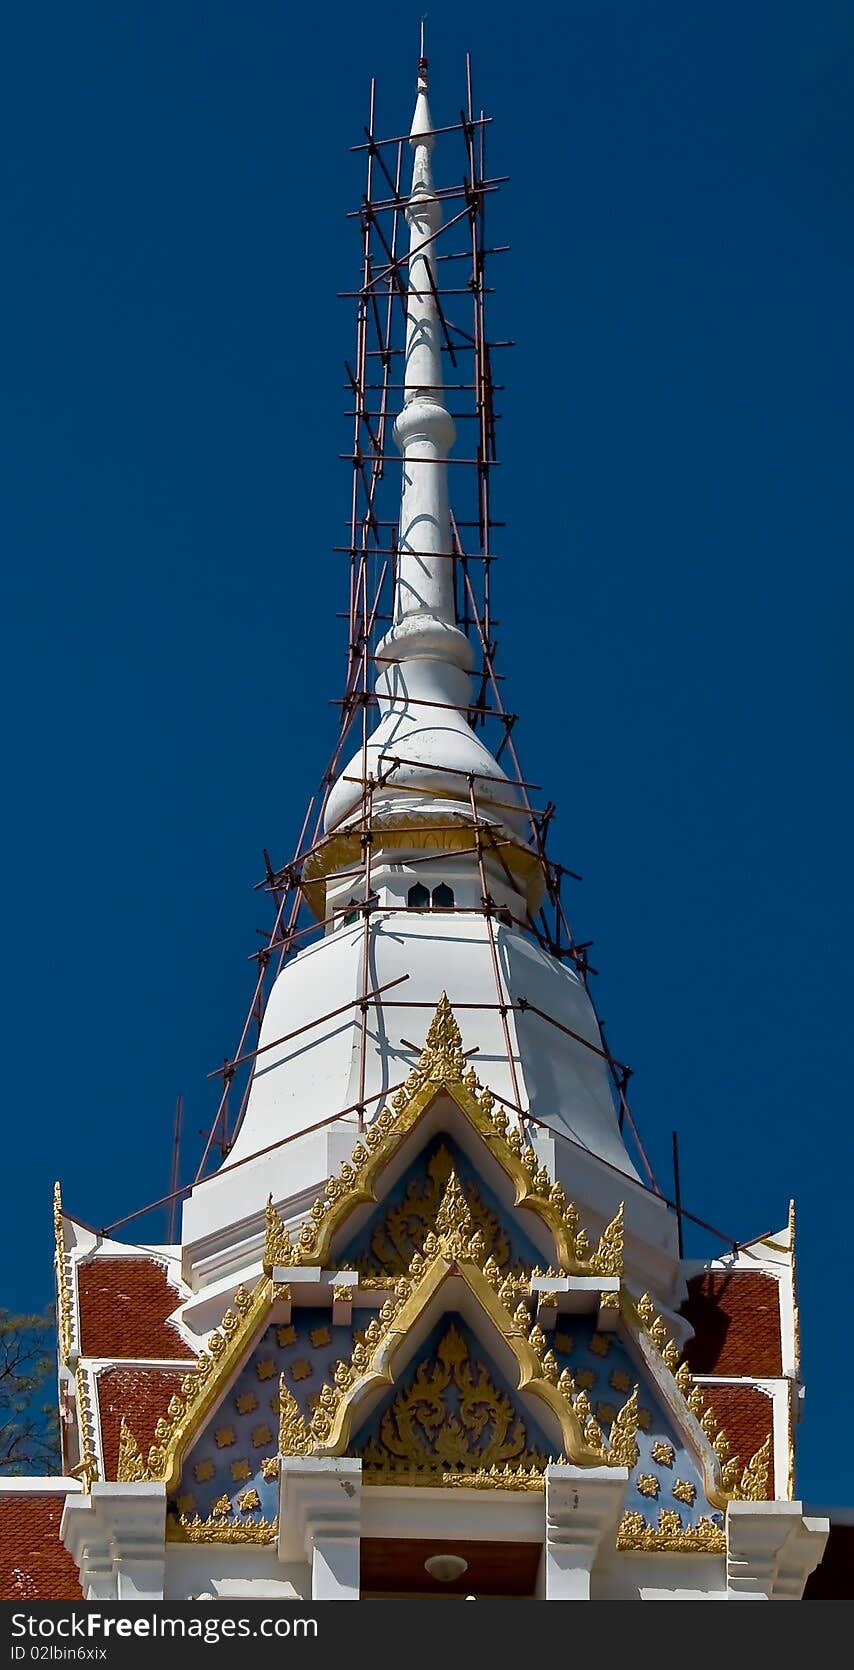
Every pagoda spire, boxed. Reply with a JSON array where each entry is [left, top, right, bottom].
[[323, 48, 524, 842], [375, 47, 473, 685]]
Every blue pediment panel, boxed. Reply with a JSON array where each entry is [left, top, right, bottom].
[[550, 1317, 723, 1532], [167, 1304, 371, 1532], [351, 1310, 556, 1480], [337, 1132, 545, 1278]]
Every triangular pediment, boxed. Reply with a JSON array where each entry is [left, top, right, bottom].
[[263, 994, 625, 1281], [352, 1312, 555, 1486], [337, 1132, 545, 1281], [115, 1001, 773, 1551]]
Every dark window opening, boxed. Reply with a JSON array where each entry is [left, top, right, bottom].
[[407, 883, 430, 909], [431, 883, 455, 910]]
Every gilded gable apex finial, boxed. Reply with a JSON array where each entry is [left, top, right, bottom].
[[419, 993, 466, 1082]]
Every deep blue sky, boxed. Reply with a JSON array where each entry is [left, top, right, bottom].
[[3, 3, 852, 1504]]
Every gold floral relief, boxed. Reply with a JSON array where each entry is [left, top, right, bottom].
[[359, 1321, 549, 1481], [357, 1143, 513, 1278]]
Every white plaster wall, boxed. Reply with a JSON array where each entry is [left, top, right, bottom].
[[201, 911, 635, 1190], [594, 1553, 727, 1600], [164, 1545, 308, 1600]]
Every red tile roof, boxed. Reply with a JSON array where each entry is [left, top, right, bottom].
[[97, 1366, 188, 1480], [78, 1257, 194, 1361], [703, 1382, 776, 1497], [681, 1272, 782, 1377], [0, 1493, 82, 1599]]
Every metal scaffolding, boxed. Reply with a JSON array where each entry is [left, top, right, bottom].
[[98, 57, 747, 1260]]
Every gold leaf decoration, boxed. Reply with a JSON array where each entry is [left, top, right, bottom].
[[278, 1374, 316, 1458], [263, 1196, 295, 1273], [166, 1513, 277, 1545], [617, 1509, 725, 1553], [359, 1144, 512, 1278], [637, 1473, 660, 1498], [608, 1386, 640, 1470], [737, 1434, 772, 1502], [117, 1417, 147, 1484], [53, 1183, 73, 1367], [651, 1440, 674, 1468], [360, 1322, 549, 1482]]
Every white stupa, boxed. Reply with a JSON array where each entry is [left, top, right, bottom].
[[182, 59, 675, 1298]]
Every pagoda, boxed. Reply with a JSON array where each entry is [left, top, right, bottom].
[[2, 50, 846, 1603]]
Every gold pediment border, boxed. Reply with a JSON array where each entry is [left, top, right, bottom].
[[114, 997, 771, 1524], [624, 1290, 773, 1513], [116, 1241, 772, 1518], [117, 1275, 277, 1495], [276, 1176, 640, 1473], [264, 994, 624, 1279]]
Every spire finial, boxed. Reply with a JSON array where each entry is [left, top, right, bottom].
[[419, 17, 428, 78]]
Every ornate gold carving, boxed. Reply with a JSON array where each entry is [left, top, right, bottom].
[[617, 1509, 725, 1553], [166, 1513, 277, 1545], [261, 1456, 279, 1480], [236, 1488, 261, 1513], [637, 1473, 660, 1498], [117, 1417, 147, 1484], [672, 1478, 696, 1506], [419, 992, 467, 1080], [278, 1374, 316, 1458], [72, 1364, 99, 1492], [360, 1322, 549, 1480], [363, 1463, 546, 1491], [53, 1183, 73, 1367], [264, 1196, 296, 1273], [608, 1387, 640, 1470], [116, 1274, 269, 1493], [269, 995, 623, 1277], [595, 1203, 624, 1276], [651, 1440, 674, 1468], [274, 1182, 638, 1477], [360, 1143, 512, 1277], [631, 1291, 765, 1509], [738, 1434, 772, 1502]]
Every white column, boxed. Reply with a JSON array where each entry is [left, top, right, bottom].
[[279, 1457, 362, 1601], [726, 1502, 829, 1600], [544, 1465, 629, 1600], [61, 1483, 166, 1600]]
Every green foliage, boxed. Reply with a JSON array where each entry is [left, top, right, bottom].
[[0, 1308, 61, 1475]]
